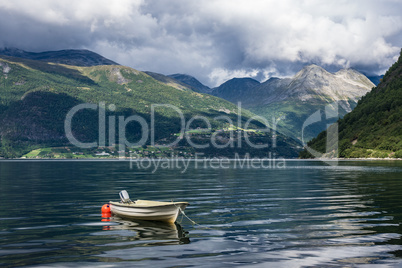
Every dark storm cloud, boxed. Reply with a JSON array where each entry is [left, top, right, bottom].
[[0, 8, 90, 50], [1, 0, 401, 86]]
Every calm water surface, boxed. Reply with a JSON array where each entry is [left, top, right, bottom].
[[0, 160, 402, 267]]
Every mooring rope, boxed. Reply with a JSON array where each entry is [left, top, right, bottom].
[[178, 207, 197, 225], [173, 201, 211, 229]]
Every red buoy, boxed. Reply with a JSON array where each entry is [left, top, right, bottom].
[[101, 204, 111, 213]]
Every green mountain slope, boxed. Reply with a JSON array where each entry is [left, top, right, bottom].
[[144, 71, 194, 92], [0, 53, 301, 158], [300, 49, 402, 159]]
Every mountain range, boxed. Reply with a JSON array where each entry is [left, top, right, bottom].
[[0, 47, 389, 159], [0, 48, 300, 158], [210, 65, 375, 142], [300, 49, 402, 159], [137, 65, 376, 143], [148, 64, 375, 143]]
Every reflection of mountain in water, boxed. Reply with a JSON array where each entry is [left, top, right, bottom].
[[103, 217, 190, 245]]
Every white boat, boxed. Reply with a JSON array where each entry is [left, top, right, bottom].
[[109, 190, 189, 223]]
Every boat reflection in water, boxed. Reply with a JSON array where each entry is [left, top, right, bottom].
[[102, 215, 190, 245]]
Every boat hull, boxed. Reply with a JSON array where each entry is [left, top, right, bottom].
[[109, 200, 189, 223]]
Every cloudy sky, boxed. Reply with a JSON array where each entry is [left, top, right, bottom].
[[1, 0, 401, 87]]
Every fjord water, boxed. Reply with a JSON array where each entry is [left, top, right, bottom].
[[0, 160, 402, 267]]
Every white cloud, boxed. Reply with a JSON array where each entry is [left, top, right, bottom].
[[0, 0, 401, 86]]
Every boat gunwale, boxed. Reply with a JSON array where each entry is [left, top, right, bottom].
[[109, 200, 189, 209]]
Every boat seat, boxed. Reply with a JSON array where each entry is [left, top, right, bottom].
[[119, 190, 133, 204]]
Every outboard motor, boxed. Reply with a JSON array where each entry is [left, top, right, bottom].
[[119, 190, 132, 203]]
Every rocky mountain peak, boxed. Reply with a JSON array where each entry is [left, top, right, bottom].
[[294, 64, 331, 79], [288, 65, 374, 104]]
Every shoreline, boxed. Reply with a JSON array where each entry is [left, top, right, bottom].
[[1, 157, 401, 161]]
